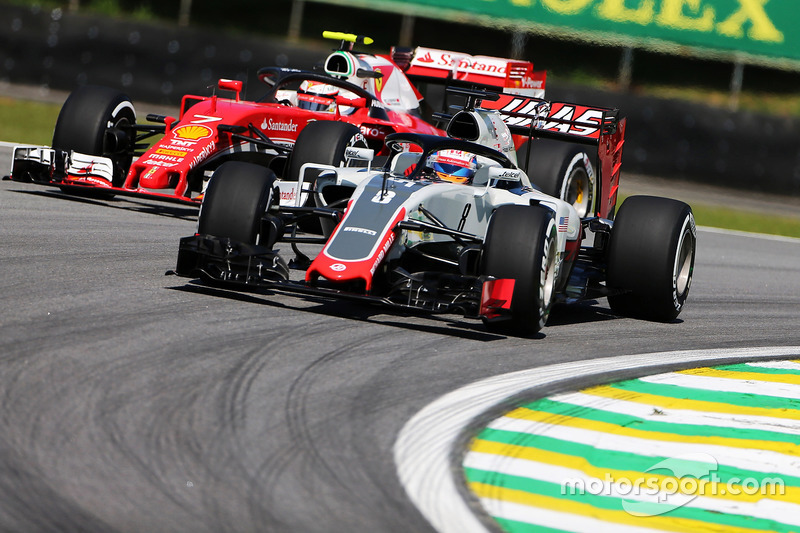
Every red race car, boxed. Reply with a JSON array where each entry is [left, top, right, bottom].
[[7, 31, 548, 209]]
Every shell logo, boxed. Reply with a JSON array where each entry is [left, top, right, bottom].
[[172, 124, 213, 140]]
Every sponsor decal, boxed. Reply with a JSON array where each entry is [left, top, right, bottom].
[[261, 118, 299, 132], [173, 124, 213, 141], [280, 189, 296, 202], [496, 97, 551, 128], [330, 263, 347, 272], [142, 159, 177, 168], [370, 231, 395, 275], [495, 98, 603, 137], [74, 176, 112, 187], [459, 57, 506, 77], [359, 125, 385, 139], [582, 152, 595, 180], [540, 105, 604, 136], [417, 51, 434, 63], [343, 226, 378, 236], [498, 169, 521, 179], [155, 148, 188, 158], [401, 1, 791, 63], [149, 153, 182, 163], [167, 139, 197, 148], [190, 141, 216, 169], [373, 66, 386, 93]]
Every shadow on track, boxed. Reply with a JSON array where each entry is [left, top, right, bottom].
[[165, 279, 640, 340], [167, 282, 516, 342], [5, 187, 198, 221]]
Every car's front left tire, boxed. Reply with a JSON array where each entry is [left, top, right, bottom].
[[480, 205, 559, 335], [197, 161, 276, 245]]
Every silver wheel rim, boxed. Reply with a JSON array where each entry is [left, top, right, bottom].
[[565, 168, 592, 218], [674, 216, 696, 297]]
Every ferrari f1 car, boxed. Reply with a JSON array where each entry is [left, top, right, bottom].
[[171, 88, 696, 335], [7, 32, 563, 211]]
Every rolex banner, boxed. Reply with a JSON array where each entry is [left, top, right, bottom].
[[319, 0, 796, 66]]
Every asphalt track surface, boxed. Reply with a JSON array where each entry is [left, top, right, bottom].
[[2, 143, 800, 532]]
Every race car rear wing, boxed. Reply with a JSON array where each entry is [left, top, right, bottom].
[[476, 90, 626, 219], [391, 46, 546, 99]]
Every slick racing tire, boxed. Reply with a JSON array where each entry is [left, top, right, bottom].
[[52, 85, 137, 188], [606, 195, 696, 322], [287, 120, 368, 233], [287, 120, 369, 186], [198, 161, 277, 245], [518, 139, 594, 218], [480, 205, 559, 336]]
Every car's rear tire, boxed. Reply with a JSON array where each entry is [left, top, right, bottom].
[[197, 161, 276, 244], [606, 195, 696, 321], [288, 121, 368, 234], [518, 139, 594, 217], [52, 85, 136, 188], [480, 205, 558, 335]]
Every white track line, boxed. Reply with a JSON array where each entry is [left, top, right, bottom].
[[393, 347, 800, 533]]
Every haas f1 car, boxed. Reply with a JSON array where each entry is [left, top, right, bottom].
[[8, 32, 576, 212], [171, 89, 696, 335]]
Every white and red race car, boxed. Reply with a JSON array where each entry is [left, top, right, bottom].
[[172, 88, 696, 335]]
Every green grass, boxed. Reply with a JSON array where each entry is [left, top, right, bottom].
[[691, 203, 800, 238], [0, 97, 60, 146], [2, 96, 798, 238], [635, 84, 800, 117]]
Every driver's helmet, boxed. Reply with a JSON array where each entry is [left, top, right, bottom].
[[297, 80, 339, 113], [427, 150, 478, 185]]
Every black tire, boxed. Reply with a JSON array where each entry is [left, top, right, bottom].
[[287, 120, 368, 185], [287, 120, 368, 233], [197, 162, 276, 244], [480, 205, 559, 335], [518, 139, 594, 218], [606, 195, 696, 321], [52, 85, 136, 187]]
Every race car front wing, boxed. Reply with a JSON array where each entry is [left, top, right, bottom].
[[170, 234, 514, 320]]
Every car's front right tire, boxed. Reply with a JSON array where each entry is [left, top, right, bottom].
[[52, 85, 137, 188], [606, 195, 696, 321]]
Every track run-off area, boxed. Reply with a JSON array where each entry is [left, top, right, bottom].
[[397, 348, 800, 533], [3, 143, 800, 532]]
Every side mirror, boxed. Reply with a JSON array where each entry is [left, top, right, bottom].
[[218, 79, 243, 101], [336, 95, 367, 108], [344, 147, 374, 162], [356, 68, 383, 79]]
